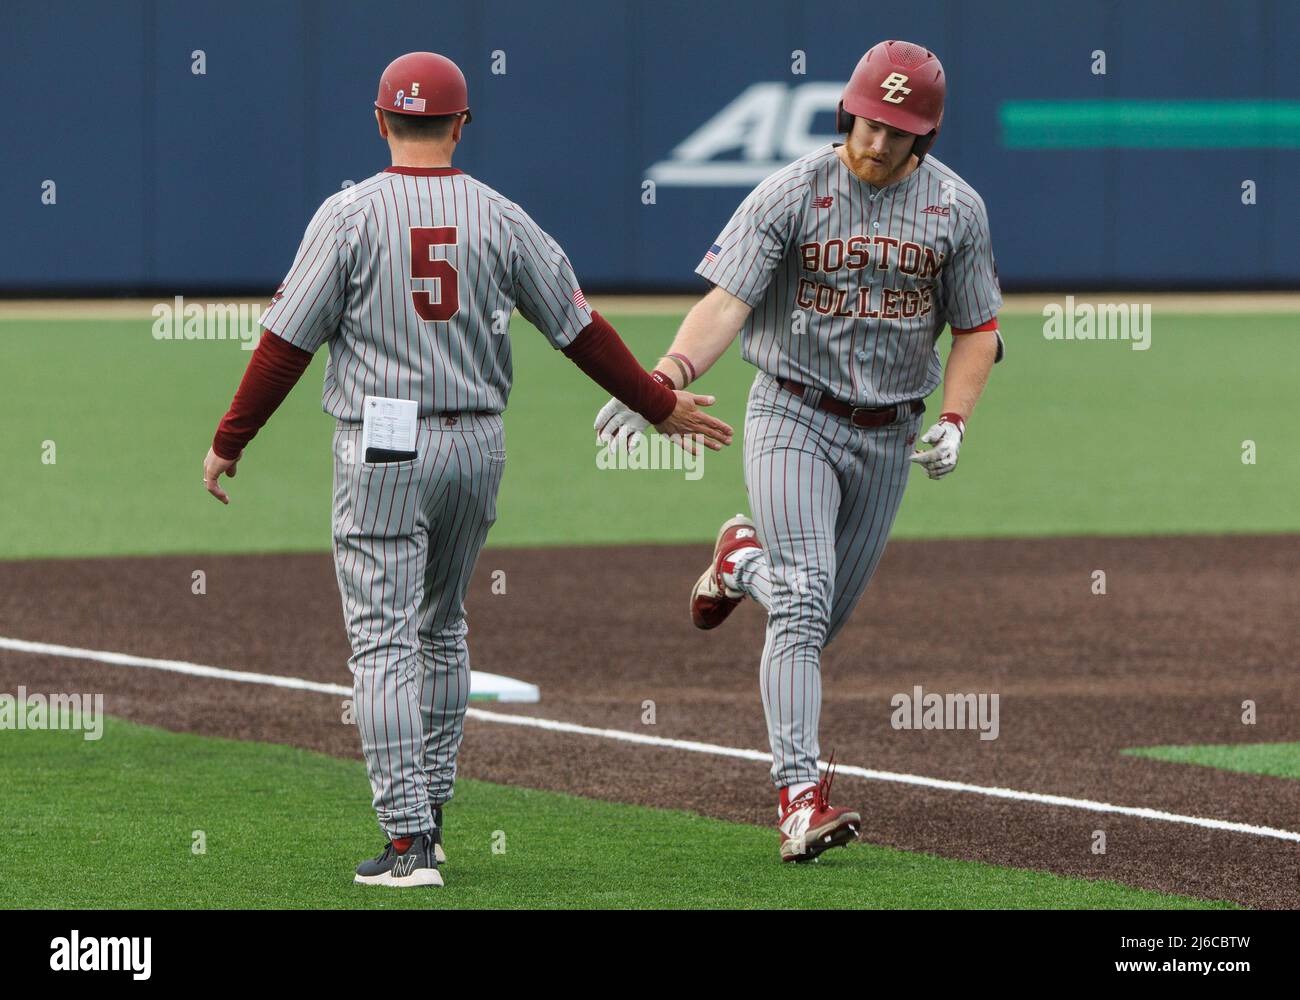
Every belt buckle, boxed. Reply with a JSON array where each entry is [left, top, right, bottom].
[[849, 404, 888, 427], [847, 400, 889, 426]]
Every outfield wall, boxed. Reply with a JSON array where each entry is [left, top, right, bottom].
[[2, 0, 1296, 292]]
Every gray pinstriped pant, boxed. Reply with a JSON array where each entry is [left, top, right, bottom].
[[331, 413, 505, 839], [739, 372, 921, 789]]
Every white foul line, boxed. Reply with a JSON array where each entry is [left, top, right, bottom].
[[0, 635, 537, 702], [5, 634, 1298, 844], [467, 708, 1300, 843], [0, 635, 352, 696]]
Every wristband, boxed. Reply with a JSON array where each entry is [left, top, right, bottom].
[[667, 352, 698, 384], [662, 355, 690, 387], [939, 411, 966, 436]]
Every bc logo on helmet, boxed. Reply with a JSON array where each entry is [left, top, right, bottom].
[[879, 72, 912, 104]]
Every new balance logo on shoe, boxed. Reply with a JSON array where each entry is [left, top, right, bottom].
[[777, 761, 861, 863], [356, 834, 443, 886]]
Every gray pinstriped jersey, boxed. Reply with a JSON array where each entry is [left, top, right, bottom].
[[697, 145, 1002, 407], [261, 166, 593, 420]]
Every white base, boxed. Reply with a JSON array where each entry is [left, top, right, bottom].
[[469, 670, 539, 703]]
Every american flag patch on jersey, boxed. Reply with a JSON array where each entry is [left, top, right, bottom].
[[401, 96, 427, 112], [704, 242, 722, 263], [572, 287, 588, 310]]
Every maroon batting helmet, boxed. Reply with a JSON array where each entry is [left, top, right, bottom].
[[375, 52, 472, 122], [836, 40, 945, 161]]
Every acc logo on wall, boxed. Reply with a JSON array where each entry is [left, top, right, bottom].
[[645, 82, 841, 186]]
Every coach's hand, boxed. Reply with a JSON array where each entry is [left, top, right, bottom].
[[908, 417, 963, 480], [594, 397, 650, 452], [655, 391, 733, 454], [203, 447, 240, 505]]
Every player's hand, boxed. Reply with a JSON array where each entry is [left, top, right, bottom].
[[203, 447, 240, 504], [594, 397, 650, 452], [908, 417, 963, 480], [655, 391, 734, 453]]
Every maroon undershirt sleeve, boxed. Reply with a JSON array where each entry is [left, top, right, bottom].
[[214, 315, 673, 462], [561, 311, 677, 424], [211, 331, 315, 460]]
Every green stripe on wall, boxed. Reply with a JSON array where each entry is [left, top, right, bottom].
[[1000, 100, 1300, 149]]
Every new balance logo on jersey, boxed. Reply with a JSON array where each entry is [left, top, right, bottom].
[[922, 204, 951, 216], [813, 196, 834, 209], [879, 72, 912, 103]]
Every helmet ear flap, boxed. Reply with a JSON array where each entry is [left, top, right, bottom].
[[835, 101, 854, 134], [911, 107, 942, 163]]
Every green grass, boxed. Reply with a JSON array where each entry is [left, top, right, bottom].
[[1, 310, 1296, 559], [1123, 742, 1300, 781], [0, 717, 1231, 909]]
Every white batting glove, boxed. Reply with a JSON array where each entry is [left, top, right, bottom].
[[594, 397, 649, 451], [908, 414, 965, 480]]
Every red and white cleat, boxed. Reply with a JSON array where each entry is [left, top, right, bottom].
[[778, 757, 861, 863], [689, 514, 762, 630]]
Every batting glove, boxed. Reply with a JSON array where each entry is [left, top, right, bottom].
[[594, 397, 649, 452], [908, 413, 965, 480]]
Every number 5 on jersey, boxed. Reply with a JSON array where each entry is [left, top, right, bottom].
[[410, 226, 459, 321]]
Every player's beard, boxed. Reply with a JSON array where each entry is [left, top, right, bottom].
[[841, 143, 916, 188]]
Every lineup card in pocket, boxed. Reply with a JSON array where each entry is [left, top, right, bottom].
[[361, 396, 419, 463]]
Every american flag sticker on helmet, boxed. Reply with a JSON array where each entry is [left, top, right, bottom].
[[402, 96, 427, 112], [704, 242, 721, 263], [572, 287, 588, 310]]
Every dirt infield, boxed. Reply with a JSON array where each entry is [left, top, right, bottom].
[[2, 535, 1297, 908]]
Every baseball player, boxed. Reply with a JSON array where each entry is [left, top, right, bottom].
[[595, 40, 1003, 862], [202, 51, 732, 888]]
